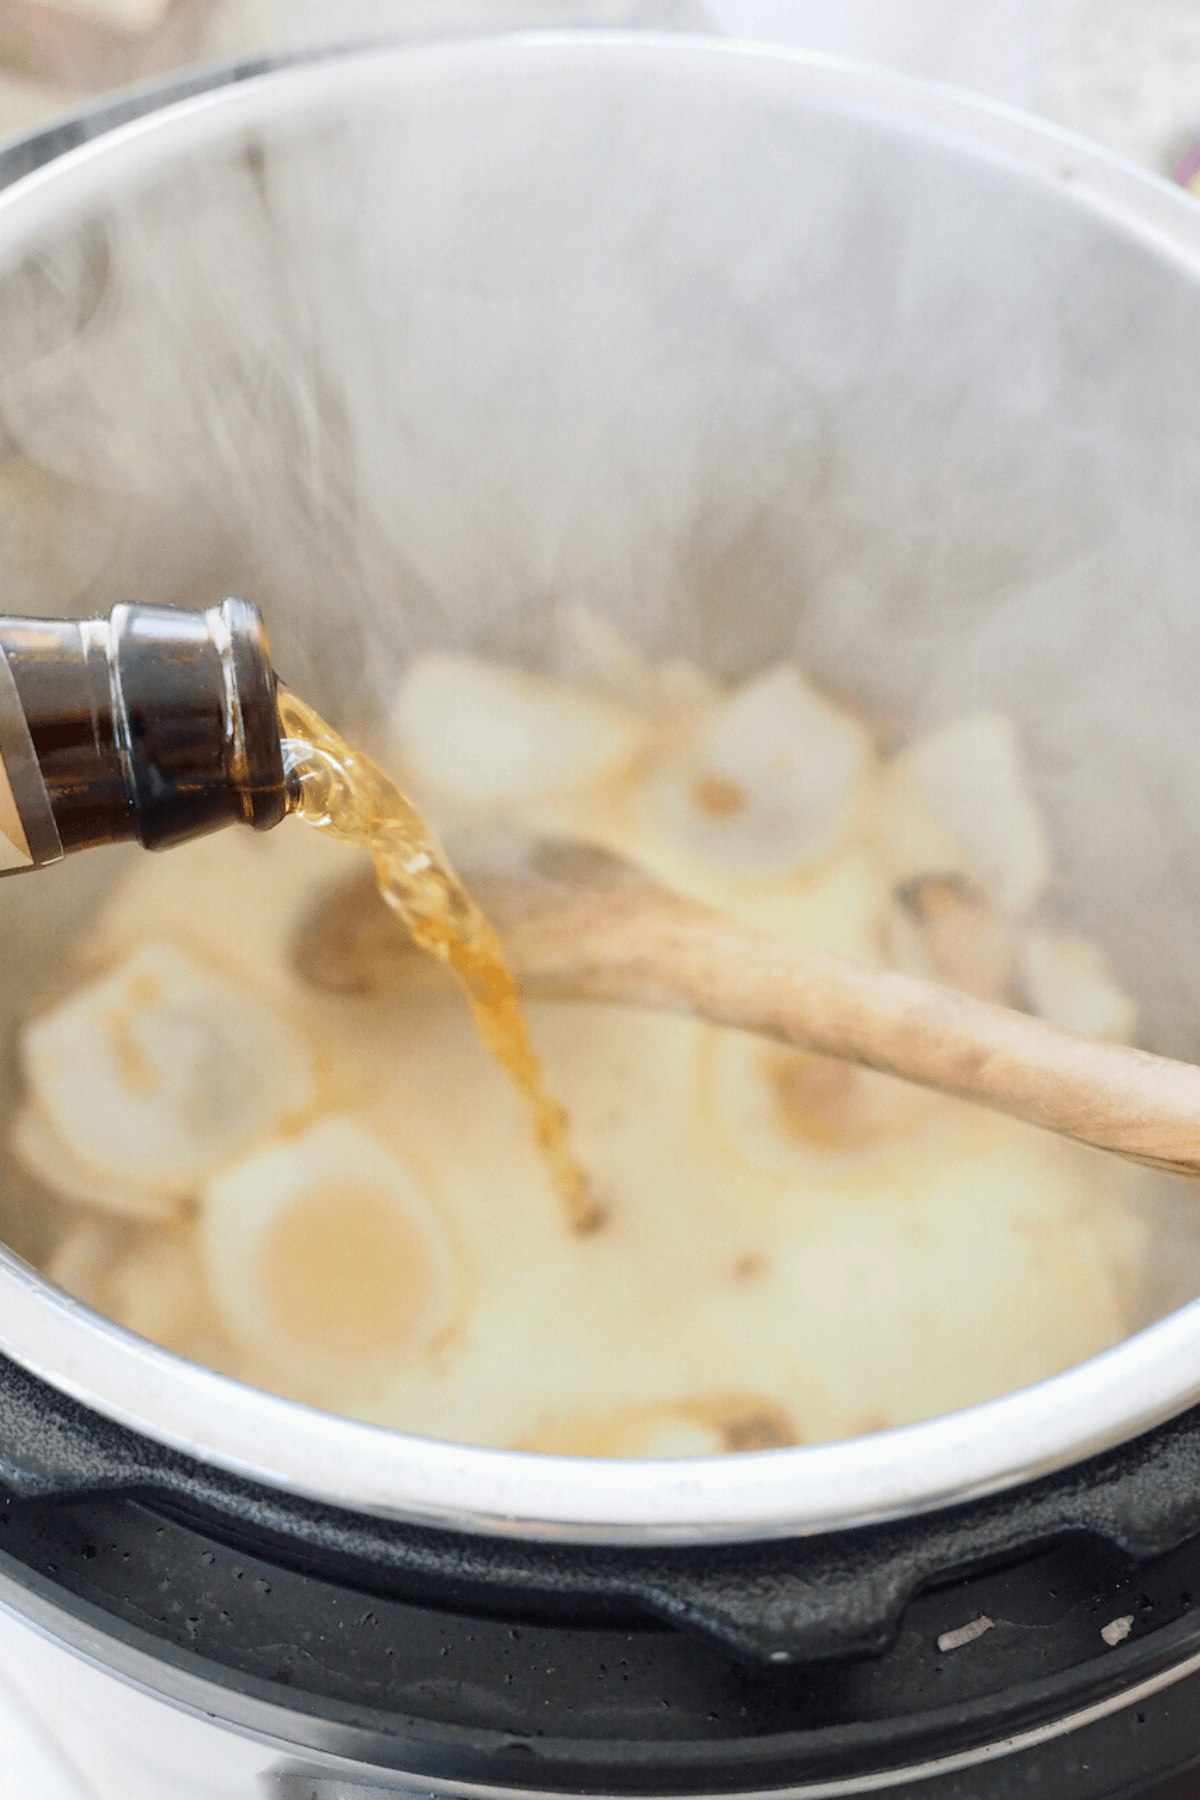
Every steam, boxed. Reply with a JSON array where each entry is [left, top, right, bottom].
[[0, 30, 1197, 1066]]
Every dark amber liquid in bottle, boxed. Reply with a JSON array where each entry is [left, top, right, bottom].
[[0, 598, 288, 868]]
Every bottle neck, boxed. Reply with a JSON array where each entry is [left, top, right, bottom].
[[0, 598, 290, 870]]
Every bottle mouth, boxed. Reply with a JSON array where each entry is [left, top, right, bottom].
[[207, 596, 293, 835]]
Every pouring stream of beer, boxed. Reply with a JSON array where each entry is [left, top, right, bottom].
[[277, 688, 601, 1232]]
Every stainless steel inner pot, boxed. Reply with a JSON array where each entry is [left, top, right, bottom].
[[0, 31, 1199, 1546]]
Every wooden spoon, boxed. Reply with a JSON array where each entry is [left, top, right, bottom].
[[292, 835, 1200, 1183]]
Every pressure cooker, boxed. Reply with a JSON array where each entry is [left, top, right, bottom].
[[1, 29, 1200, 1798]]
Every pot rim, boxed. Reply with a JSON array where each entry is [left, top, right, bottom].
[[3, 30, 1200, 1547]]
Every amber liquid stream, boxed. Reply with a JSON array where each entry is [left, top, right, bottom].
[[277, 689, 599, 1231]]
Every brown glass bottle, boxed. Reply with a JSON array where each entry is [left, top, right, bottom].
[[0, 598, 290, 874]]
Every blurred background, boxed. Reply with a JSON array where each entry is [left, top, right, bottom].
[[0, 0, 1196, 180]]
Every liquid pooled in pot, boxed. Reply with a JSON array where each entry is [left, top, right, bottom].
[[12, 624, 1152, 1456]]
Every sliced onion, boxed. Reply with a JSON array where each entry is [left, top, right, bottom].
[[392, 653, 646, 807], [200, 1115, 460, 1382], [634, 663, 873, 883], [881, 712, 1050, 914], [22, 940, 318, 1193]]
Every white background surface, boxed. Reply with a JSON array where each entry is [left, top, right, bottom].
[[0, 0, 1194, 1792], [0, 1676, 101, 1798]]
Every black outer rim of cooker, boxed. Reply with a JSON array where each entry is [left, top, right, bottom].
[[6, 1351, 1200, 1795], [11, 1496, 1200, 1800]]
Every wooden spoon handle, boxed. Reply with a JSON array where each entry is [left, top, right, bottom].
[[505, 888, 1200, 1180]]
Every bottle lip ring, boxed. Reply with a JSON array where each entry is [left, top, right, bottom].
[[210, 597, 290, 832]]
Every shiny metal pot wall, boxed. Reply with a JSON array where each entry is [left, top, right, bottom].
[[0, 33, 1198, 1552]]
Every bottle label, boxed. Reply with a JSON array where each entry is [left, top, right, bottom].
[[0, 647, 61, 872]]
